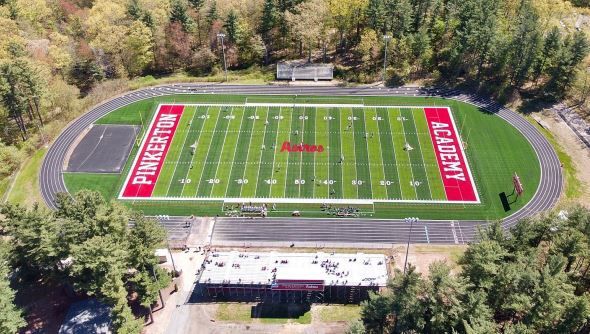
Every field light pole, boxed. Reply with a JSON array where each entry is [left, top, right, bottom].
[[217, 33, 228, 82], [382, 35, 392, 84], [403, 217, 419, 274]]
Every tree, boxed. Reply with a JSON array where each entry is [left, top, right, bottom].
[[545, 31, 590, 98], [259, 0, 277, 42], [188, 0, 205, 45], [206, 1, 218, 27], [285, 0, 330, 62], [423, 261, 466, 333], [365, 0, 385, 33], [384, 0, 413, 38], [170, 0, 195, 32], [70, 235, 128, 295], [0, 140, 22, 177], [0, 46, 46, 140], [361, 291, 391, 333], [0, 240, 26, 333], [224, 10, 238, 43], [67, 59, 104, 94], [122, 21, 154, 77]]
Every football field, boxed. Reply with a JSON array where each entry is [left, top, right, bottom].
[[119, 102, 479, 204]]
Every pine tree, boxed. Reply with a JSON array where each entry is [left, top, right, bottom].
[[188, 0, 205, 45], [206, 1, 218, 26], [365, 0, 386, 34], [170, 0, 195, 32], [259, 0, 277, 41], [224, 10, 238, 43], [0, 240, 25, 334]]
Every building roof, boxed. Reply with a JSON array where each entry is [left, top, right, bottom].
[[198, 251, 389, 287], [58, 299, 111, 334]]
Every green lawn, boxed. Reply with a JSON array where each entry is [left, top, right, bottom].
[[317, 305, 362, 322], [63, 173, 121, 199], [63, 94, 542, 220], [7, 148, 46, 207]]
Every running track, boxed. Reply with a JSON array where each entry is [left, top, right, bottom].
[[39, 84, 563, 246]]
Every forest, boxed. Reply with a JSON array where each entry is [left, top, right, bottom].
[[354, 206, 590, 334]]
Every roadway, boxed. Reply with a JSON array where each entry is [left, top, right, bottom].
[[39, 84, 563, 245]]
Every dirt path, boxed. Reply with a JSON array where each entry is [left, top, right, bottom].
[[534, 110, 590, 207]]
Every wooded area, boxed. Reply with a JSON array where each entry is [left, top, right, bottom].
[[0, 190, 171, 333], [355, 206, 590, 334]]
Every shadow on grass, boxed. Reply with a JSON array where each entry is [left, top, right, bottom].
[[251, 303, 311, 320]]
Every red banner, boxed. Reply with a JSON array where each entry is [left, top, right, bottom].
[[121, 105, 184, 198], [424, 107, 478, 202], [271, 279, 325, 291]]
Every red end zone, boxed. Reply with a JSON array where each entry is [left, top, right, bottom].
[[424, 107, 479, 203], [120, 105, 184, 198]]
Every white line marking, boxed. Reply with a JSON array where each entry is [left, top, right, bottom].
[[409, 108, 434, 199], [164, 107, 197, 195]]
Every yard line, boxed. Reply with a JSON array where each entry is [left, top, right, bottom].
[[208, 107, 237, 197], [371, 107, 390, 199], [238, 108, 258, 198], [359, 108, 374, 199], [396, 108, 418, 199], [171, 106, 209, 196], [298, 105, 306, 197], [193, 108, 222, 196], [280, 107, 296, 198], [222, 107, 246, 197], [254, 107, 271, 198], [156, 109, 197, 196], [268, 107, 283, 197], [379, 108, 404, 199], [195, 107, 230, 197], [409, 109, 434, 200], [350, 109, 359, 199], [312, 109, 316, 199]]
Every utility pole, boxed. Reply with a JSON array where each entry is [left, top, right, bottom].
[[217, 33, 228, 82], [403, 217, 419, 274], [382, 35, 392, 84]]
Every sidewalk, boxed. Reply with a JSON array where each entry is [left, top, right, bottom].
[[144, 248, 207, 334]]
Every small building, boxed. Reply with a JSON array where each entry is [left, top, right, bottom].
[[58, 299, 111, 334], [194, 251, 389, 304]]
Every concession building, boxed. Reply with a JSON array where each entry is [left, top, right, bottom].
[[194, 251, 389, 304]]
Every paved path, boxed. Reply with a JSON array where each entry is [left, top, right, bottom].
[[39, 84, 563, 245]]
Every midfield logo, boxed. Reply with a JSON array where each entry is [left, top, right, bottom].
[[280, 141, 324, 153]]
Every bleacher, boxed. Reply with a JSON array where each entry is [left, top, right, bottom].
[[276, 62, 333, 81]]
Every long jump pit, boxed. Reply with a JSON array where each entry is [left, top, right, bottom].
[[65, 124, 140, 173]]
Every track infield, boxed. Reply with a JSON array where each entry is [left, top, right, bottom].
[[118, 103, 479, 205]]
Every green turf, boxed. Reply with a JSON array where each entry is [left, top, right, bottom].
[[64, 94, 542, 220], [63, 173, 121, 199]]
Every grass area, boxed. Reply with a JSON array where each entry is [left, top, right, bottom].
[[0, 176, 11, 201], [127, 68, 274, 91], [317, 305, 361, 322], [7, 148, 46, 207], [64, 94, 542, 220], [527, 116, 581, 200], [63, 173, 121, 199], [411, 244, 468, 263], [215, 304, 253, 322]]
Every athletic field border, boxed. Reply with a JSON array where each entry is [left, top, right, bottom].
[[39, 84, 563, 244], [117, 103, 480, 204]]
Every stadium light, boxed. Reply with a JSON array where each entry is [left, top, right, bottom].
[[403, 217, 419, 274], [382, 35, 392, 84], [217, 33, 228, 82]]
